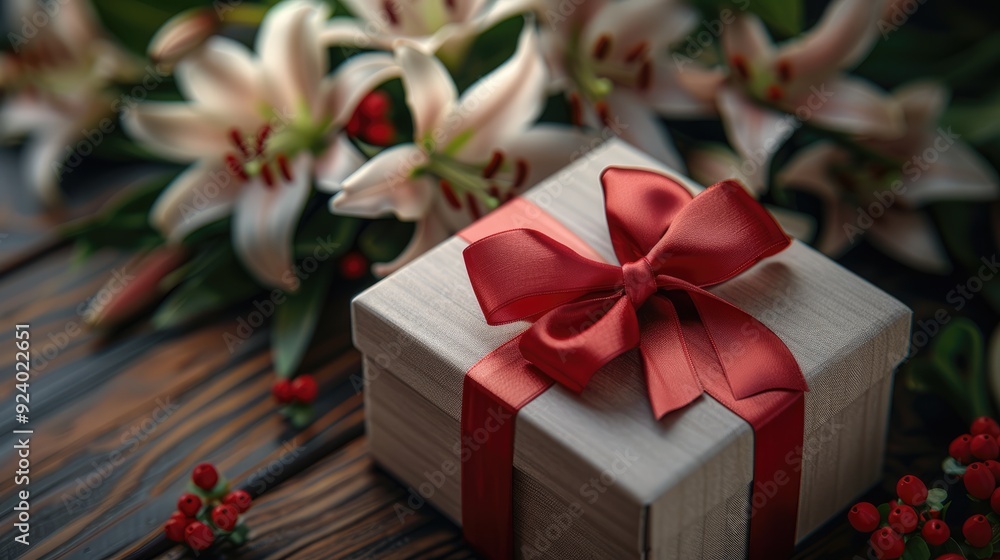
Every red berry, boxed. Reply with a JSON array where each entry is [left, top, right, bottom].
[[848, 502, 881, 533], [972, 416, 1000, 438], [992, 486, 1000, 514], [950, 434, 974, 464], [921, 519, 950, 546], [965, 462, 997, 499], [185, 520, 215, 550], [869, 527, 905, 559], [340, 252, 368, 280], [211, 504, 239, 531], [359, 90, 390, 120], [346, 112, 363, 136], [972, 434, 1000, 460], [224, 489, 253, 513], [985, 460, 1000, 482], [935, 555, 965, 560], [164, 517, 187, 542], [191, 463, 219, 491], [963, 514, 992, 548], [364, 121, 396, 146], [895, 475, 927, 506], [888, 504, 918, 534], [177, 493, 202, 517], [291, 375, 318, 404], [272, 379, 294, 403]]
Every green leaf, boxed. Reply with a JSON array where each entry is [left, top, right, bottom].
[[228, 524, 249, 546], [969, 543, 993, 559], [940, 537, 964, 554], [152, 245, 262, 328], [927, 488, 949, 506], [943, 457, 968, 477], [907, 318, 993, 423], [294, 209, 362, 259], [90, 0, 215, 55], [748, 0, 801, 37], [903, 536, 931, 560], [358, 219, 416, 263], [271, 264, 335, 377], [283, 403, 315, 429], [62, 173, 173, 251], [878, 503, 892, 524]]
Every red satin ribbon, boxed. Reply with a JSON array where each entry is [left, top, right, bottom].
[[458, 167, 808, 559]]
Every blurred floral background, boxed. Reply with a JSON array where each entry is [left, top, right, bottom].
[[2, 0, 1000, 556]]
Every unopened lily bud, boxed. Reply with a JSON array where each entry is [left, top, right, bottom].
[[148, 8, 219, 70], [83, 246, 188, 328]]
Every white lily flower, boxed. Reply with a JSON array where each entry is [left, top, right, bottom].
[[0, 0, 141, 204], [326, 24, 594, 276], [123, 0, 399, 290], [321, 0, 530, 61], [677, 0, 905, 191], [531, 0, 707, 169], [777, 81, 999, 273]]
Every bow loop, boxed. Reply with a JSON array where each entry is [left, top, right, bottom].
[[463, 166, 806, 418], [464, 228, 622, 325]]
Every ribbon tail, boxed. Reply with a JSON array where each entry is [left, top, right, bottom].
[[676, 282, 807, 399], [639, 296, 705, 418], [462, 338, 553, 560]]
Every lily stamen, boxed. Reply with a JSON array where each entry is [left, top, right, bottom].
[[592, 34, 612, 61], [276, 154, 293, 181], [383, 0, 399, 26], [513, 159, 528, 189], [260, 162, 276, 188], [229, 128, 250, 156], [440, 180, 461, 209], [256, 125, 272, 154], [482, 150, 504, 178], [624, 41, 647, 63]]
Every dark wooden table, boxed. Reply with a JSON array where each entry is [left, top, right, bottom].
[[0, 155, 959, 560]]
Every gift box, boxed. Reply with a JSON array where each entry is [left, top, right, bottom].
[[352, 139, 911, 559]]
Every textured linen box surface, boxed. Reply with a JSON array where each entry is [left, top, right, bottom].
[[352, 139, 912, 559]]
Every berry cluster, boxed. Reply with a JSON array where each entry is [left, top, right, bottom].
[[271, 374, 318, 405], [272, 374, 319, 427], [346, 91, 396, 146], [848, 417, 1000, 560], [163, 463, 252, 551]]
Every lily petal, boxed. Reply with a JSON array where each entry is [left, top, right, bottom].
[[314, 134, 367, 191], [778, 0, 884, 76], [685, 144, 756, 195], [674, 64, 728, 106], [257, 0, 330, 114], [868, 210, 951, 274], [122, 102, 231, 162], [233, 153, 314, 290], [449, 24, 546, 161], [776, 141, 853, 255], [904, 141, 1000, 205], [498, 124, 600, 188], [801, 75, 905, 138], [324, 52, 400, 127], [641, 58, 718, 117], [151, 160, 242, 240], [722, 14, 774, 65], [606, 91, 684, 170], [24, 122, 80, 206], [894, 80, 948, 130], [175, 37, 262, 117], [581, 0, 697, 59], [717, 86, 795, 188], [320, 17, 387, 49], [396, 41, 458, 142], [371, 215, 451, 277], [331, 144, 434, 220]]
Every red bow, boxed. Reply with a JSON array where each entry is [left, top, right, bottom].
[[463, 167, 807, 418]]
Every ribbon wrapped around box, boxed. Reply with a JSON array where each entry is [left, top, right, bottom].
[[353, 140, 912, 559]]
